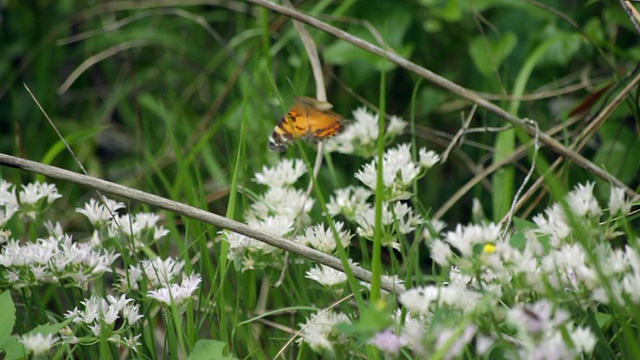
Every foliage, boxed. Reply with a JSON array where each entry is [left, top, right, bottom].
[[0, 0, 639, 359]]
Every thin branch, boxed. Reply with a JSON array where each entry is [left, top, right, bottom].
[[433, 114, 584, 220], [441, 105, 477, 163], [281, 0, 328, 198], [620, 0, 640, 36], [247, 0, 637, 199], [501, 69, 640, 221], [0, 153, 404, 294], [58, 39, 151, 94]]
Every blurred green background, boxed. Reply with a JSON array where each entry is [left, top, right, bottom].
[[1, 0, 638, 225]]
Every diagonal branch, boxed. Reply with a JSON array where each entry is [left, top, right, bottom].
[[0, 153, 404, 294], [247, 0, 638, 199]]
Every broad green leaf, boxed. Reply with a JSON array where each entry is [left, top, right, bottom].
[[469, 32, 517, 75], [584, 18, 605, 43], [187, 339, 237, 360], [40, 126, 108, 165], [2, 337, 25, 360], [509, 217, 536, 249], [0, 291, 16, 345], [431, 0, 462, 22], [324, 4, 413, 73]]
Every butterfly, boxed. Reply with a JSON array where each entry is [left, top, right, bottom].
[[268, 96, 344, 152]]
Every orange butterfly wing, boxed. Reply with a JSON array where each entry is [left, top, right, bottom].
[[268, 97, 344, 152]]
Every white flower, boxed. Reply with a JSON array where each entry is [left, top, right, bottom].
[[0, 204, 18, 227], [124, 334, 142, 351], [507, 300, 569, 334], [225, 215, 293, 253], [0, 180, 18, 227], [476, 336, 494, 355], [0, 180, 18, 206], [355, 144, 435, 201], [297, 310, 350, 353], [324, 106, 379, 154], [245, 187, 313, 223], [324, 107, 410, 156], [439, 283, 481, 313], [430, 239, 452, 266], [541, 243, 598, 291], [419, 148, 440, 168], [295, 222, 352, 253], [423, 219, 447, 242], [355, 202, 422, 244], [122, 302, 144, 325], [399, 285, 440, 315], [76, 198, 125, 226], [434, 325, 476, 360], [65, 294, 141, 335], [609, 187, 632, 217], [20, 332, 57, 355], [253, 158, 306, 188], [106, 211, 168, 245], [524, 331, 573, 360], [221, 215, 294, 271], [19, 182, 62, 205], [401, 315, 428, 356], [147, 273, 202, 307], [570, 326, 596, 353], [387, 116, 407, 135], [533, 203, 571, 246], [444, 223, 501, 258], [327, 186, 371, 220], [305, 263, 350, 290], [390, 202, 423, 234], [0, 235, 118, 289], [368, 328, 406, 356], [44, 221, 64, 237], [138, 257, 185, 287], [567, 182, 600, 217], [622, 271, 640, 304]]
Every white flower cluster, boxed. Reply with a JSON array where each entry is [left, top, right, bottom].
[[118, 257, 201, 312], [20, 332, 58, 356], [294, 222, 352, 254], [65, 294, 143, 351], [325, 144, 435, 250], [386, 182, 633, 358], [0, 234, 119, 289], [297, 310, 351, 353], [0, 180, 61, 226], [0, 178, 201, 356], [220, 159, 313, 271], [355, 143, 439, 201], [324, 106, 407, 157], [507, 300, 596, 358], [76, 198, 170, 248]]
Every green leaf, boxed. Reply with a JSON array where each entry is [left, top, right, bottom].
[[187, 339, 237, 360], [2, 337, 25, 360], [324, 42, 414, 72], [0, 291, 16, 347], [337, 304, 390, 338], [469, 32, 517, 75], [593, 124, 640, 184], [537, 24, 582, 66], [584, 18, 605, 43], [27, 322, 68, 337], [594, 312, 612, 330], [431, 0, 462, 22], [509, 217, 536, 249], [324, 4, 414, 73], [40, 125, 109, 165]]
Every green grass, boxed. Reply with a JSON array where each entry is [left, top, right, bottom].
[[1, 1, 639, 359]]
